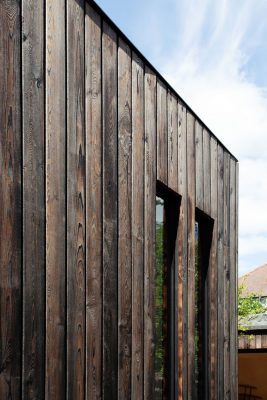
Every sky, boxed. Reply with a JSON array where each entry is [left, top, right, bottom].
[[95, 0, 267, 276]]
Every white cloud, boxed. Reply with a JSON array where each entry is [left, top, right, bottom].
[[156, 0, 267, 276], [98, 0, 267, 276]]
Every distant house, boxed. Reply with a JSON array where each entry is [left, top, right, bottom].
[[238, 264, 267, 399], [239, 263, 267, 306]]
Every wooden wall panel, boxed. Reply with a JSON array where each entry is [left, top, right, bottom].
[[177, 101, 188, 399], [102, 21, 118, 400], [46, 1, 66, 398], [203, 129, 211, 215], [22, 0, 45, 398], [230, 158, 238, 399], [85, 5, 102, 399], [239, 334, 267, 350], [210, 137, 218, 399], [157, 80, 168, 185], [223, 153, 230, 399], [0, 1, 21, 398], [186, 111, 196, 399], [195, 120, 203, 210], [144, 67, 157, 400], [118, 38, 132, 400], [0, 1, 239, 398], [131, 53, 145, 400], [217, 145, 225, 399], [168, 92, 178, 192], [67, 2, 85, 398]]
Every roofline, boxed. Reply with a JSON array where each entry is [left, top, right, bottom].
[[241, 326, 267, 331], [87, 0, 238, 162]]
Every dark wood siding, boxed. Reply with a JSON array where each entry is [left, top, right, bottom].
[[22, 1, 45, 399], [85, 5, 102, 399], [131, 52, 145, 400], [45, 1, 66, 398], [0, 1, 22, 398], [0, 1, 238, 399]]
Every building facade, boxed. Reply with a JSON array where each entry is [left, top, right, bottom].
[[0, 0, 238, 398]]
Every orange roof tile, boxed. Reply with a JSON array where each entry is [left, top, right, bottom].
[[239, 264, 267, 296]]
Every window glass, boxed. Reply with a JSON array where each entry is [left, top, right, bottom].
[[155, 196, 164, 399]]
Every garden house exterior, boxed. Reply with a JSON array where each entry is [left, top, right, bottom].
[[0, 0, 238, 399]]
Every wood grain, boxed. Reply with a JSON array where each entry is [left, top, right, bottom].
[[217, 145, 224, 399], [85, 5, 102, 399], [144, 66, 157, 400], [177, 101, 188, 399], [229, 158, 237, 399], [157, 80, 168, 185], [223, 152, 230, 399], [186, 111, 196, 400], [203, 129, 211, 215], [102, 21, 118, 400], [22, 0, 45, 398], [46, 1, 66, 398], [209, 137, 218, 400], [0, 2, 239, 397], [131, 52, 144, 400], [0, 1, 22, 398], [168, 92, 178, 192], [118, 38, 132, 400], [195, 120, 203, 210], [67, 1, 85, 398]]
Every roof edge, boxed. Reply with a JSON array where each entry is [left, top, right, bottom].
[[87, 0, 238, 162]]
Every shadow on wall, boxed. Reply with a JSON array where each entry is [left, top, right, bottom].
[[239, 352, 267, 399]]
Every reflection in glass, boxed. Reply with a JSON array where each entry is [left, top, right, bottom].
[[155, 196, 164, 399]]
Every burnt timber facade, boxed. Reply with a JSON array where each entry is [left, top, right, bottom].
[[0, 0, 238, 398]]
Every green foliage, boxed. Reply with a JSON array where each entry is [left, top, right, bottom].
[[238, 282, 266, 332], [155, 199, 164, 376]]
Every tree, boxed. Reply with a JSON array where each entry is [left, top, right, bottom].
[[238, 282, 266, 332]]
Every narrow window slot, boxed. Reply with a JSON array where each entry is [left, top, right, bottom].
[[155, 185, 180, 399], [194, 212, 214, 399]]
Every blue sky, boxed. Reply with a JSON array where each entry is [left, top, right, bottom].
[[95, 0, 267, 276]]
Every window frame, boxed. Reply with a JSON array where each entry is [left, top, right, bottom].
[[155, 182, 181, 400]]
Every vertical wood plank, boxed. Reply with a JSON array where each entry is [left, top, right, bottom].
[[195, 121, 203, 210], [229, 158, 237, 399], [0, 1, 21, 398], [186, 111, 196, 400], [177, 101, 188, 399], [131, 53, 144, 400], [144, 67, 157, 400], [118, 38, 132, 400], [217, 145, 224, 400], [67, 1, 85, 398], [209, 137, 218, 400], [223, 152, 230, 399], [238, 336, 244, 350], [203, 129, 211, 215], [235, 162, 239, 389], [168, 92, 178, 192], [157, 80, 168, 185], [85, 5, 102, 400], [22, 0, 45, 398], [256, 334, 261, 349], [261, 334, 267, 348], [46, 1, 66, 398], [102, 21, 118, 400]]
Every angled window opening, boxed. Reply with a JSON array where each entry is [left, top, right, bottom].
[[194, 210, 214, 400], [155, 183, 180, 400]]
